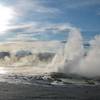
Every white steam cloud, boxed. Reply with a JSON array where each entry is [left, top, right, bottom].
[[78, 35, 100, 77], [48, 27, 100, 77]]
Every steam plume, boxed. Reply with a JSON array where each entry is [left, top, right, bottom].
[[48, 27, 100, 77]]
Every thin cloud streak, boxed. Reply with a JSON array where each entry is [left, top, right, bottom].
[[5, 23, 77, 42], [12, 0, 61, 17]]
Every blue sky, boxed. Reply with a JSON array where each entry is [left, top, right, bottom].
[[0, 0, 100, 41]]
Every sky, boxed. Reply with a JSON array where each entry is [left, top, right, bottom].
[[0, 0, 100, 42]]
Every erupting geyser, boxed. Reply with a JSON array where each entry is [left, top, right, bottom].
[[59, 28, 84, 74], [48, 28, 84, 73], [78, 35, 100, 77], [48, 27, 100, 77]]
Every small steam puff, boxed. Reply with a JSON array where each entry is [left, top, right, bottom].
[[49, 28, 100, 77]]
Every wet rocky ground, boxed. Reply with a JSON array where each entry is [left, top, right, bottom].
[[0, 74, 100, 100]]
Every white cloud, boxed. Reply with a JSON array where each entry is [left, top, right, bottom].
[[5, 22, 77, 42], [7, 22, 74, 33], [13, 0, 60, 17]]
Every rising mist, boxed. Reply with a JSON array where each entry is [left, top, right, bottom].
[[48, 28, 100, 77]]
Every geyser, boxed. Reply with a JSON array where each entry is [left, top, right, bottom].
[[48, 27, 100, 77], [78, 35, 100, 77]]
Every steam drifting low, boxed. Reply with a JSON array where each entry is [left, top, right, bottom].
[[0, 26, 99, 77]]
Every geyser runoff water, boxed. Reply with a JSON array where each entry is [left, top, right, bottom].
[[48, 27, 100, 77]]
